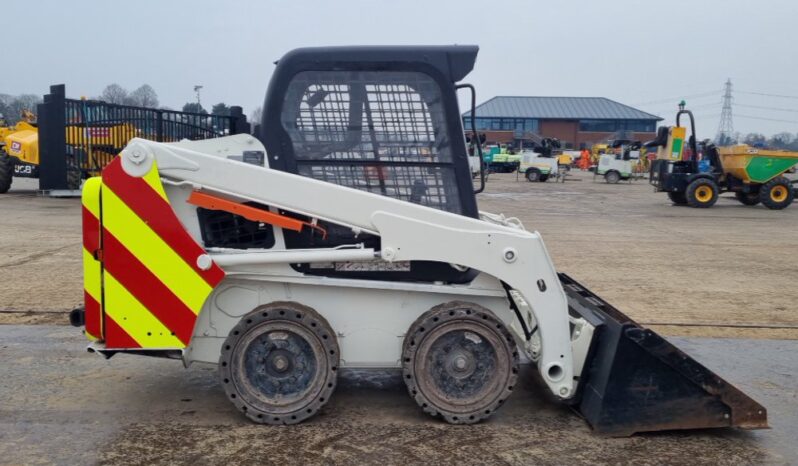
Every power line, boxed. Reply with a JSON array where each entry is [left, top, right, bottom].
[[737, 90, 798, 100], [632, 91, 719, 106], [736, 114, 798, 124], [736, 103, 798, 113]]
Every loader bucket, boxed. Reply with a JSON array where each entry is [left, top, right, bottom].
[[560, 273, 768, 436]]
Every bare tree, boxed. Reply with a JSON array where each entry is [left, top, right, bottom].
[[768, 132, 794, 149], [0, 94, 42, 123], [100, 84, 129, 105], [128, 84, 159, 108], [250, 106, 263, 124], [742, 133, 766, 146]]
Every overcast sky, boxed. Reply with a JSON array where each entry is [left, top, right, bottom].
[[4, 0, 797, 137]]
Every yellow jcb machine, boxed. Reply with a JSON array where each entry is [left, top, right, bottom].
[[0, 109, 137, 193], [0, 110, 39, 193]]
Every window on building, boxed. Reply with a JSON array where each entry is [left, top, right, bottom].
[[579, 120, 618, 132], [461, 117, 539, 132], [618, 120, 657, 132]]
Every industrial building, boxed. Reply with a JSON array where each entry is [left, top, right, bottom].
[[462, 96, 662, 149]]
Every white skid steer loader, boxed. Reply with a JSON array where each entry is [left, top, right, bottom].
[[71, 46, 767, 436]]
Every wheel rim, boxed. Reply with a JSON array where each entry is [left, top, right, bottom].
[[695, 185, 713, 202], [232, 320, 327, 415], [770, 186, 788, 203], [414, 320, 511, 415], [527, 171, 539, 181]]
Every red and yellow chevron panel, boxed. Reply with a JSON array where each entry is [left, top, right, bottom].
[[81, 177, 103, 341], [81, 157, 225, 349]]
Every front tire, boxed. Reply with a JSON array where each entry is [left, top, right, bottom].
[[759, 177, 794, 210], [402, 301, 519, 424], [525, 168, 541, 182], [219, 302, 339, 425], [0, 149, 14, 194], [605, 171, 620, 184], [686, 178, 719, 208]]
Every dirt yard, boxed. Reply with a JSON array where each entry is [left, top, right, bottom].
[[1, 172, 797, 338]]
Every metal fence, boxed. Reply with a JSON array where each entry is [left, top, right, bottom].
[[38, 84, 249, 191]]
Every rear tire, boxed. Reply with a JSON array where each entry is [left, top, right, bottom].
[[605, 171, 620, 184], [0, 149, 13, 194], [686, 178, 719, 208], [759, 177, 794, 210], [667, 191, 688, 205], [402, 301, 518, 425], [219, 302, 339, 425], [735, 191, 760, 206], [539, 174, 549, 182], [525, 168, 540, 182]]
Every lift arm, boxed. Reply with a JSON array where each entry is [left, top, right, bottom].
[[119, 134, 580, 399]]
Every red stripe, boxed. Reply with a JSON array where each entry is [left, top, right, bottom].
[[82, 206, 100, 254], [103, 229, 196, 345], [84, 291, 102, 339], [102, 159, 224, 286], [104, 315, 140, 349]]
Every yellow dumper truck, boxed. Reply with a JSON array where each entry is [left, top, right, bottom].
[[649, 105, 798, 209]]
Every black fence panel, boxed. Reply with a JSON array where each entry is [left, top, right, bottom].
[[38, 84, 247, 191]]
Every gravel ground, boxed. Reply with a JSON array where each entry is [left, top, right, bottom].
[[0, 326, 795, 465]]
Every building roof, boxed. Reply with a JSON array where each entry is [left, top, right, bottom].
[[462, 96, 662, 121]]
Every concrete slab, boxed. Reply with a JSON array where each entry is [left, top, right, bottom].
[[0, 325, 795, 465]]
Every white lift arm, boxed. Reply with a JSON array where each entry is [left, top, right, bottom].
[[119, 135, 577, 399]]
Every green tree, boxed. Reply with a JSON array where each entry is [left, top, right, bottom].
[[211, 102, 231, 116], [182, 102, 207, 114]]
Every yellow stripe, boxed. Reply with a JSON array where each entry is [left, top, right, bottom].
[[82, 249, 100, 342], [82, 177, 103, 342], [103, 272, 183, 348], [142, 161, 168, 201], [83, 248, 102, 304], [101, 185, 211, 313], [81, 177, 102, 218]]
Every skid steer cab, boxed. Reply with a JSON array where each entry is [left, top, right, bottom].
[[73, 46, 766, 436], [648, 103, 798, 209]]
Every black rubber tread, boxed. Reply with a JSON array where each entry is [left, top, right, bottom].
[[734, 191, 760, 206], [685, 178, 719, 208], [604, 171, 621, 184], [667, 191, 688, 205], [219, 301, 339, 425], [0, 149, 13, 194], [525, 168, 540, 182], [539, 174, 549, 182], [402, 301, 519, 425], [759, 177, 794, 210]]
